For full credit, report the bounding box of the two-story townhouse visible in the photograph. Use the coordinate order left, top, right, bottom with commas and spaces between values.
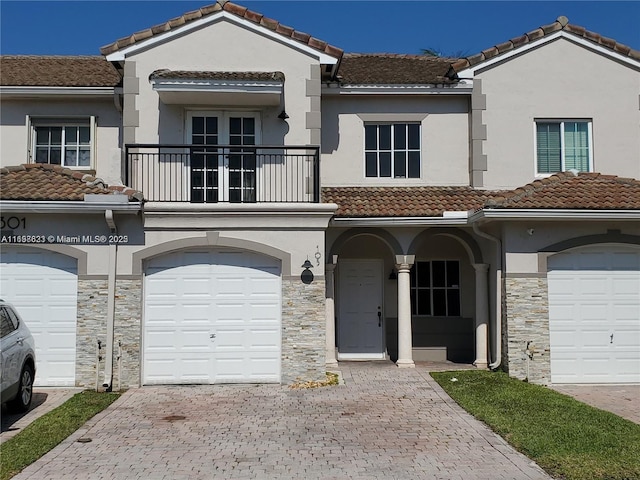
1, 2, 638, 390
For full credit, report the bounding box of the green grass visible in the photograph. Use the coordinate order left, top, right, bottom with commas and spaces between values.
432, 370, 640, 480
1, 391, 120, 480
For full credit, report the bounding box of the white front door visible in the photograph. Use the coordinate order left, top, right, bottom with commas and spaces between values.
187, 112, 260, 203
548, 245, 640, 383
0, 247, 78, 386
143, 249, 281, 384
337, 259, 385, 359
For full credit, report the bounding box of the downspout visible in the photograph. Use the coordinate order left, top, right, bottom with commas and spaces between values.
472, 222, 503, 370
103, 209, 118, 391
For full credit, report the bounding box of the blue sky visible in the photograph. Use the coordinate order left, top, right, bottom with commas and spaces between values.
1, 1, 638, 56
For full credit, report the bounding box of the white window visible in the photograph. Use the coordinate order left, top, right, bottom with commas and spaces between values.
29, 117, 96, 169
365, 123, 420, 178
536, 120, 592, 174
410, 260, 461, 317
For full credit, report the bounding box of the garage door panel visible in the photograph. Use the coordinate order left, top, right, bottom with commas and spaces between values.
1, 247, 78, 386
548, 246, 640, 383
144, 249, 281, 384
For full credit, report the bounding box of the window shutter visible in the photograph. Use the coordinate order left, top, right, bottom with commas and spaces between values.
536, 123, 561, 173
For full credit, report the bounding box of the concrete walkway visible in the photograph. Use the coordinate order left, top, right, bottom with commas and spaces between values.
551, 384, 640, 424
1, 388, 82, 444
12, 362, 550, 480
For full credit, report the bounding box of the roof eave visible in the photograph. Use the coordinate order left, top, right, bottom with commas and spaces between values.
0, 199, 142, 214
0, 86, 115, 97
470, 208, 640, 222
322, 83, 472, 95
457, 30, 640, 78
104, 10, 341, 65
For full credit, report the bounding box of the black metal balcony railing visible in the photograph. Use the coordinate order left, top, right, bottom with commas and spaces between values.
125, 144, 320, 203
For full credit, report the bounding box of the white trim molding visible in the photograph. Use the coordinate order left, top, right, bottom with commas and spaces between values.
106, 11, 340, 64
457, 30, 640, 78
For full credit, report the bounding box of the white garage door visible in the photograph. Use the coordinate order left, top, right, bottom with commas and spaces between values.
548, 245, 640, 383
0, 247, 78, 386
143, 249, 281, 385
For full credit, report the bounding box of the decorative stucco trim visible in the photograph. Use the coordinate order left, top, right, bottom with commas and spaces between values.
131, 233, 292, 276
540, 230, 640, 252
1, 244, 88, 276
328, 227, 404, 258
470, 78, 487, 188
408, 227, 483, 264
537, 231, 640, 273
504, 273, 547, 278
357, 113, 429, 122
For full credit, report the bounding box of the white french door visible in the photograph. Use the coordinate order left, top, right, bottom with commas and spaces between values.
186, 111, 261, 203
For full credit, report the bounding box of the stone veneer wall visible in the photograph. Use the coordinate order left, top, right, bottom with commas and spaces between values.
281, 278, 326, 383
76, 278, 141, 389
503, 277, 551, 385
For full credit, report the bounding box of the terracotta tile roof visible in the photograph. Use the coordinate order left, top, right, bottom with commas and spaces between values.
485, 172, 640, 210
323, 173, 640, 218
100, 1, 343, 60
149, 70, 285, 82
337, 54, 457, 85
0, 164, 143, 202
0, 56, 121, 87
322, 186, 500, 217
451, 16, 640, 72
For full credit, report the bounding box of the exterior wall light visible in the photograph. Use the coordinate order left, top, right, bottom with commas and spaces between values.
278, 110, 289, 120
301, 259, 314, 284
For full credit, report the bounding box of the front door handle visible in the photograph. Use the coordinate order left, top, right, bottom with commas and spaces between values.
377, 309, 382, 327
610, 334, 614, 344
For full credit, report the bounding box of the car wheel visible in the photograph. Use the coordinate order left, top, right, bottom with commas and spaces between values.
9, 364, 34, 413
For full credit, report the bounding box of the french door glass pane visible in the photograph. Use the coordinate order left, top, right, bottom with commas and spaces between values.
394, 124, 406, 149
417, 289, 431, 315
379, 125, 391, 150
408, 151, 420, 178
365, 152, 378, 177
365, 125, 377, 150
446, 261, 459, 287
407, 124, 420, 149
379, 152, 391, 177
433, 290, 446, 316
50, 128, 62, 145
447, 290, 461, 316
394, 152, 406, 178
50, 148, 62, 164
432, 261, 446, 287
416, 262, 431, 287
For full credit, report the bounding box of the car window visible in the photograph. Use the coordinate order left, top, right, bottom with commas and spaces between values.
0, 307, 17, 338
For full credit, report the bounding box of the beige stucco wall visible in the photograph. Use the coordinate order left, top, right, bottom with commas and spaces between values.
0, 98, 122, 185
320, 95, 470, 186
127, 19, 323, 147
478, 38, 640, 189
502, 221, 640, 274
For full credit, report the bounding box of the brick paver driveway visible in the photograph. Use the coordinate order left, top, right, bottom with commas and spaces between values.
14, 362, 550, 480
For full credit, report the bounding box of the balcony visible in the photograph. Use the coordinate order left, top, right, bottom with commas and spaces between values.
125, 144, 320, 203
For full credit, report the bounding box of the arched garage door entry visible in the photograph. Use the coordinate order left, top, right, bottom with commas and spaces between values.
143, 248, 282, 385
0, 246, 78, 386
548, 244, 640, 383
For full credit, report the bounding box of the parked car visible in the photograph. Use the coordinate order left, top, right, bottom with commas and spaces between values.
0, 300, 36, 412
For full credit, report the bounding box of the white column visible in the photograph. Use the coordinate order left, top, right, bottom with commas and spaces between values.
325, 259, 338, 367
396, 255, 415, 368
473, 263, 489, 369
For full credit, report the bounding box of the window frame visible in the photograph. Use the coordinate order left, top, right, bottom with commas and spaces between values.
363, 122, 422, 179
28, 116, 96, 169
534, 119, 593, 176
410, 260, 461, 317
